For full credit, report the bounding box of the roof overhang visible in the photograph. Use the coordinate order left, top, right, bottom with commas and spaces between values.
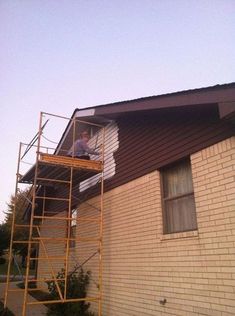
84, 83, 235, 118
218, 102, 235, 121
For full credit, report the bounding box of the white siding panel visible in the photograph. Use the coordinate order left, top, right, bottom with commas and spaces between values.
80, 122, 119, 192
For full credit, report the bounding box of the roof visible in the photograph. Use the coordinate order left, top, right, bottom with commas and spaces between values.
55, 82, 235, 154
78, 82, 235, 113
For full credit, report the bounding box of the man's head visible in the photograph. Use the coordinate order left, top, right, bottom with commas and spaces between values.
80, 131, 90, 141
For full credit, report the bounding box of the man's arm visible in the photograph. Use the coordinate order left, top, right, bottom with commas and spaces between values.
67, 140, 79, 156
82, 140, 99, 155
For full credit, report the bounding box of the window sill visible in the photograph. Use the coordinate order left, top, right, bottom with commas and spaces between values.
160, 230, 198, 241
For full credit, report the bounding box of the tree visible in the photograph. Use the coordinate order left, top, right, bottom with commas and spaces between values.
0, 223, 9, 257
3, 188, 32, 263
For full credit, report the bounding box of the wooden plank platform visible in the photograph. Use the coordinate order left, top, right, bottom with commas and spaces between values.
19, 154, 103, 184
39, 153, 103, 172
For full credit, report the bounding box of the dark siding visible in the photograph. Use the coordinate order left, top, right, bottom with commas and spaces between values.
105, 104, 235, 191
45, 104, 235, 211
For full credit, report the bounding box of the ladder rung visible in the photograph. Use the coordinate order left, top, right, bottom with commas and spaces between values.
32, 236, 71, 241
37, 177, 71, 184
37, 225, 66, 229
14, 224, 40, 228
27, 296, 100, 305
13, 240, 39, 244
30, 257, 66, 260
34, 215, 99, 222
35, 196, 70, 202
32, 236, 99, 242
14, 224, 31, 228
34, 215, 73, 221
14, 224, 65, 229
8, 288, 45, 292
29, 277, 66, 283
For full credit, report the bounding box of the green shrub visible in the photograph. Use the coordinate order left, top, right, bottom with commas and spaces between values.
0, 301, 15, 316
46, 267, 95, 316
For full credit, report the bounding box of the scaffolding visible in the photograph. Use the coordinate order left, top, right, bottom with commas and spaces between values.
4, 111, 105, 316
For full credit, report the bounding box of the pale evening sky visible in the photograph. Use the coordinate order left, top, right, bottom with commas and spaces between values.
0, 0, 235, 222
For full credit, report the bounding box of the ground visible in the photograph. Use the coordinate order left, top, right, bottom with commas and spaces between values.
0, 282, 47, 316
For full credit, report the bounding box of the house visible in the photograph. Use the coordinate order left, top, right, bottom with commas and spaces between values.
12, 83, 235, 315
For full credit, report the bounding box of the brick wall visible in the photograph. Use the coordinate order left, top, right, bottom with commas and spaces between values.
190, 136, 235, 316
37, 136, 235, 315
37, 211, 67, 288
77, 136, 235, 316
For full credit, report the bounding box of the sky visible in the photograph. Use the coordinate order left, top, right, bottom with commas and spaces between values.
0, 0, 235, 222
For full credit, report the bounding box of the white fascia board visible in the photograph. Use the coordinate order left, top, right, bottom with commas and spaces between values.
75, 108, 95, 117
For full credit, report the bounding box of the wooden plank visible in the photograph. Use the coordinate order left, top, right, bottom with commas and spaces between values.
39, 153, 103, 172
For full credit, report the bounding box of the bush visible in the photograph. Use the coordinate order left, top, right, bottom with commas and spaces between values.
0, 257, 6, 265
0, 301, 15, 316
46, 267, 95, 316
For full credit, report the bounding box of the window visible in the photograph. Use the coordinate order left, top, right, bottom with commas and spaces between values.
69, 209, 77, 248
161, 158, 197, 234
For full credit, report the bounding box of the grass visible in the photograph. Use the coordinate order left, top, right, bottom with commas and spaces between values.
0, 301, 15, 316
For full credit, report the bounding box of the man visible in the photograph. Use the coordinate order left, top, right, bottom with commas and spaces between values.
67, 131, 99, 160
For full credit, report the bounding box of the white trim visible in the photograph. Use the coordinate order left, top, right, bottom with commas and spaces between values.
75, 109, 95, 117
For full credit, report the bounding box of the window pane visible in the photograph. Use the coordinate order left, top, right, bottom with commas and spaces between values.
163, 160, 193, 198
161, 158, 197, 234
165, 194, 197, 233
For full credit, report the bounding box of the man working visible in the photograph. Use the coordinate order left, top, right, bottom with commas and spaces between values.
67, 131, 100, 160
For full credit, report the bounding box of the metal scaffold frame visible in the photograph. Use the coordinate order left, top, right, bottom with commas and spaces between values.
4, 111, 105, 316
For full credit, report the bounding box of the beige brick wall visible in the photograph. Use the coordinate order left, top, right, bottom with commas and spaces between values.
77, 136, 235, 316
36, 210, 97, 290
37, 211, 68, 289
37, 136, 235, 315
